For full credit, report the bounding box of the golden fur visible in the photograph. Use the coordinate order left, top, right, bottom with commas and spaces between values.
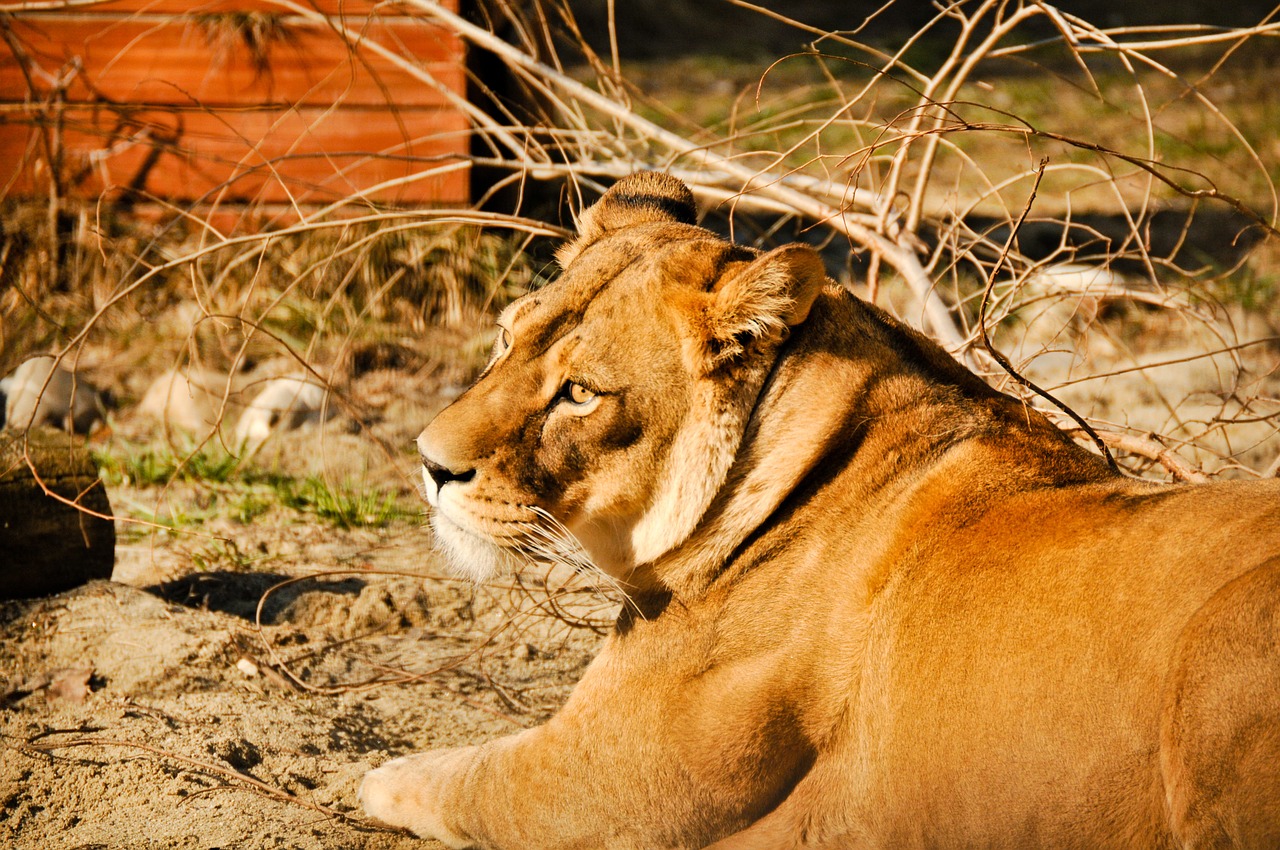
360, 172, 1280, 849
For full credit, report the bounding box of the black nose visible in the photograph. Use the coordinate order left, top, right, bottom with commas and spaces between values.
423, 457, 476, 489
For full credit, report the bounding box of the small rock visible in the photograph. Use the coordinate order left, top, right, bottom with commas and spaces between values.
46, 667, 94, 703
234, 376, 335, 450
3, 355, 109, 434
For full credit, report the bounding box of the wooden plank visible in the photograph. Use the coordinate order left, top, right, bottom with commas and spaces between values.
0, 15, 465, 107
0, 105, 470, 203
1, 1, 458, 16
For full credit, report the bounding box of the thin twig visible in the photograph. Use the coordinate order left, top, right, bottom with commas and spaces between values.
1074, 430, 1212, 484
977, 159, 1120, 473
14, 735, 388, 831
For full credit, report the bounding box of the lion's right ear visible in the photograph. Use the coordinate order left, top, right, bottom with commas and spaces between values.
692, 244, 829, 373
555, 172, 698, 268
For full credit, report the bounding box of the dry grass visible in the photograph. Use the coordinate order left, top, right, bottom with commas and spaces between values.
1, 204, 547, 392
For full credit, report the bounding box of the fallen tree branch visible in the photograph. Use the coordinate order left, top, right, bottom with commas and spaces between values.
1073, 430, 1212, 484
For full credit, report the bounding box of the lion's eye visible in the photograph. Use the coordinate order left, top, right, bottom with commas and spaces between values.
562, 381, 598, 410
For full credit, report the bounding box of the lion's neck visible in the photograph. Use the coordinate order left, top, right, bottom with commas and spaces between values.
648, 291, 1075, 598
626, 356, 777, 569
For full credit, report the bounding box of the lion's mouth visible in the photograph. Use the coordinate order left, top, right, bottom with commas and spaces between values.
419, 465, 440, 508
432, 501, 523, 546
430, 500, 610, 586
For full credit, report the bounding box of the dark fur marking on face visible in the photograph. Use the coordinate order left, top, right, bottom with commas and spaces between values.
506, 407, 573, 504
559, 441, 593, 480
610, 191, 698, 227
603, 421, 643, 452
525, 458, 566, 502
600, 404, 643, 452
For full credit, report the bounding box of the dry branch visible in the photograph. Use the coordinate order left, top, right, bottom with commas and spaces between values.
1081, 430, 1213, 484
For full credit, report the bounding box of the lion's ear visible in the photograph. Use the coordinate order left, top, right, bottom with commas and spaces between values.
555, 172, 698, 268
697, 244, 828, 372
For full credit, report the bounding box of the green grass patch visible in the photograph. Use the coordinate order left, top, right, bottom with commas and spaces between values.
95, 437, 415, 530
190, 538, 265, 573
268, 474, 414, 529
229, 490, 273, 524
94, 439, 243, 487
110, 491, 222, 532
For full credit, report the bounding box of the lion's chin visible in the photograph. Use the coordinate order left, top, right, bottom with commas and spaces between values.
430, 511, 518, 583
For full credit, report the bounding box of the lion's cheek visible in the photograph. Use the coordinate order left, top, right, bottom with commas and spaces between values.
511, 423, 592, 508
537, 409, 662, 511
532, 444, 652, 525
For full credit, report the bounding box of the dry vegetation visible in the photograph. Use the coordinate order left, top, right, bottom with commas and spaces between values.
1, 1, 1278, 846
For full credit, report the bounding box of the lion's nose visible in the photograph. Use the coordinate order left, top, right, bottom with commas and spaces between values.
423, 457, 476, 489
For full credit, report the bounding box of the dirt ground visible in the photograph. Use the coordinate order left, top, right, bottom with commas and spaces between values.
0, 511, 612, 849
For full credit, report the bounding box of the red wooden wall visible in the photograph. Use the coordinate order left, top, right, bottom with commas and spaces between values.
0, 0, 469, 208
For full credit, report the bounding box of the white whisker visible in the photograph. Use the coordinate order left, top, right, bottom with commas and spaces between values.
517, 507, 642, 618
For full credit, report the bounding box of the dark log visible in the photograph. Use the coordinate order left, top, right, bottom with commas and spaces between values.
0, 428, 115, 600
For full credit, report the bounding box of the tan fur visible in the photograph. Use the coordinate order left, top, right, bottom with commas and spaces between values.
361, 173, 1280, 849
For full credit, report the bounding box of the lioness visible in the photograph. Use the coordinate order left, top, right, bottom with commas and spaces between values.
360, 172, 1280, 849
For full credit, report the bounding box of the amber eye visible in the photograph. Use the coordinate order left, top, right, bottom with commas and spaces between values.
567, 382, 595, 405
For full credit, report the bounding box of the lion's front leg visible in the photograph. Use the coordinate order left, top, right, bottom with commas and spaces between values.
355, 616, 814, 850
359, 746, 478, 847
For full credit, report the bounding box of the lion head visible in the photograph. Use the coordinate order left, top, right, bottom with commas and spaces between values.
417, 172, 829, 586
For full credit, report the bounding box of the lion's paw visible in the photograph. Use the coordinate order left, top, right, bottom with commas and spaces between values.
359, 748, 477, 848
